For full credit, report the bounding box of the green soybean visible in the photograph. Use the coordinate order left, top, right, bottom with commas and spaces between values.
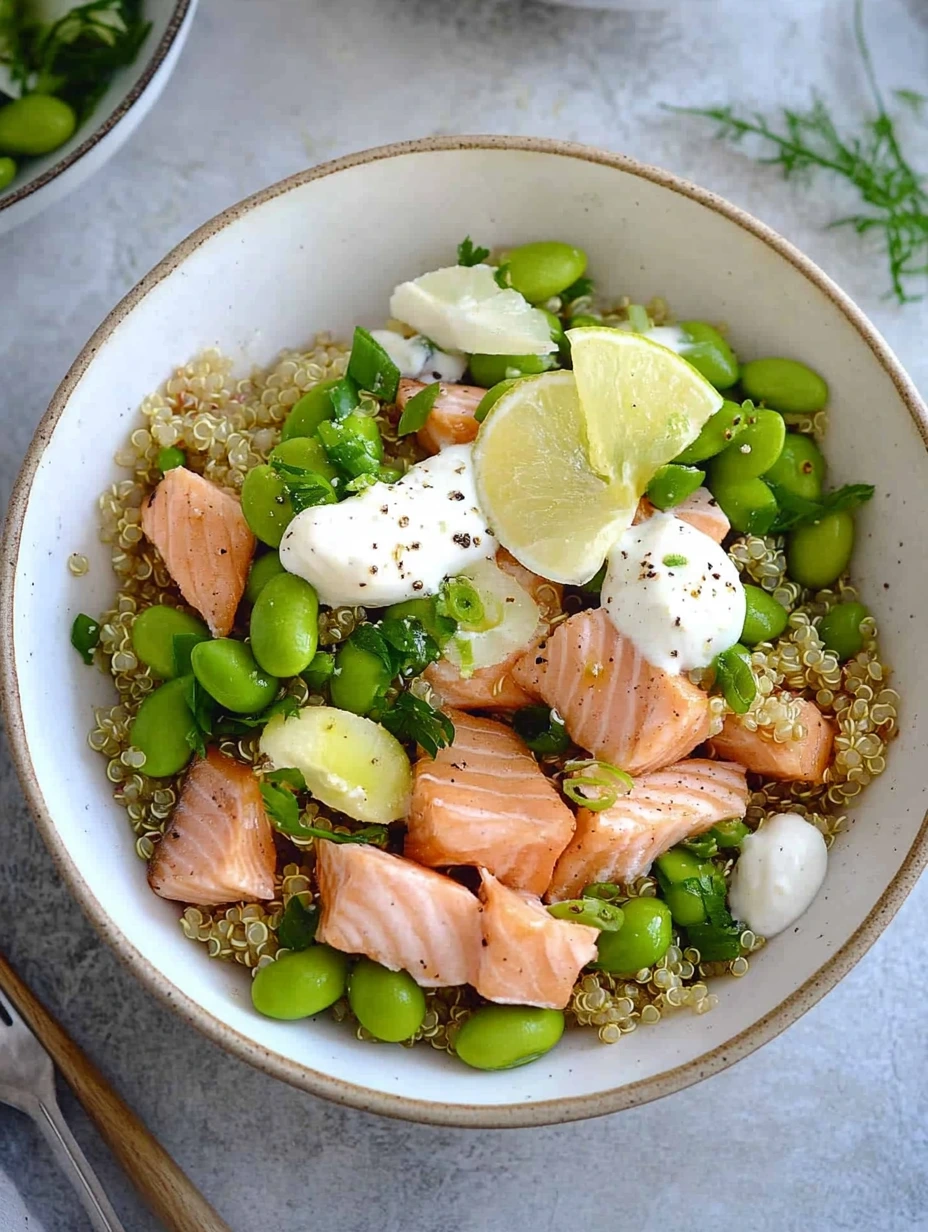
0, 157, 15, 190
675, 400, 751, 465
348, 959, 426, 1042
654, 848, 708, 927
241, 465, 294, 548
712, 818, 750, 848
156, 446, 186, 473
468, 351, 556, 389
740, 357, 829, 414
592, 897, 672, 976
569, 314, 603, 328
547, 898, 624, 931
709, 474, 778, 536
741, 584, 789, 646
646, 463, 706, 511
250, 573, 319, 678
0, 94, 76, 156
710, 409, 786, 482
271, 434, 339, 482
280, 379, 339, 441
817, 601, 870, 662
330, 640, 392, 715
251, 946, 349, 1020
678, 321, 740, 390
131, 605, 210, 680
454, 1005, 565, 1071
506, 241, 587, 303
715, 642, 756, 714
129, 677, 196, 778
245, 552, 285, 605
191, 638, 279, 713
787, 510, 854, 590
764, 432, 825, 500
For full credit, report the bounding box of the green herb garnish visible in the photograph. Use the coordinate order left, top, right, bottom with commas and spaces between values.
512, 705, 570, 755
349, 617, 439, 681
215, 694, 300, 734
562, 275, 594, 302
171, 632, 202, 678
299, 824, 390, 849
379, 691, 454, 759
270, 458, 337, 513
277, 897, 318, 951
457, 236, 490, 266
671, 0, 928, 303
179, 676, 214, 757
397, 380, 441, 435
493, 263, 511, 289
259, 775, 305, 836
714, 643, 756, 715
70, 612, 100, 665
347, 327, 401, 402
768, 482, 875, 533
662, 554, 688, 568
303, 650, 335, 691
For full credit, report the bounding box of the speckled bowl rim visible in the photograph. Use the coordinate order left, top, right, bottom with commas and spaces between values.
3, 135, 927, 1128
0, 0, 192, 216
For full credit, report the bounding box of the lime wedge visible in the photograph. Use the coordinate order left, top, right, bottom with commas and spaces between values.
473, 371, 636, 585
567, 327, 723, 484
390, 265, 556, 357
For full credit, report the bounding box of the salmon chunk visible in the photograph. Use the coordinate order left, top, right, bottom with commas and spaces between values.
636, 487, 730, 544
512, 608, 710, 775
315, 842, 481, 987
148, 749, 276, 905
547, 758, 749, 901
405, 709, 575, 895
141, 466, 255, 637
709, 698, 833, 783
396, 378, 483, 455
475, 871, 598, 1009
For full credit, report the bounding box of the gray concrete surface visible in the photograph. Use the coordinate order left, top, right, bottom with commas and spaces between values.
2, 0, 928, 1228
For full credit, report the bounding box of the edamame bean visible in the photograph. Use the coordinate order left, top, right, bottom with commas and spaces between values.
675, 400, 750, 465
547, 898, 624, 930
709, 474, 778, 536
384, 597, 456, 647
280, 379, 339, 441
0, 94, 76, 156
787, 510, 854, 589
740, 357, 829, 414
250, 573, 319, 677
251, 945, 349, 1020
329, 640, 391, 715
740, 584, 789, 646
131, 605, 209, 680
0, 157, 16, 190
474, 377, 522, 424
568, 314, 602, 328
245, 551, 285, 605
646, 463, 706, 511
710, 409, 786, 482
241, 465, 293, 547
817, 600, 870, 662
592, 897, 673, 976
654, 848, 708, 927
271, 434, 339, 482
454, 1005, 565, 1070
506, 241, 588, 303
712, 818, 750, 848
678, 321, 740, 390
714, 642, 756, 714
348, 958, 426, 1042
191, 638, 279, 713
467, 351, 557, 389
763, 432, 825, 500
128, 677, 196, 777
156, 446, 185, 473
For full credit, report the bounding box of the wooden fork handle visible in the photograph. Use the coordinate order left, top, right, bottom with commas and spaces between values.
0, 954, 232, 1232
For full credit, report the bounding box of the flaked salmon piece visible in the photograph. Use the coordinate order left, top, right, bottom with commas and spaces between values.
547, 758, 749, 901
512, 608, 710, 775
635, 487, 730, 544
315, 842, 481, 987
405, 709, 575, 895
423, 549, 560, 712
396, 378, 484, 455
141, 466, 255, 637
709, 698, 833, 783
475, 871, 598, 1009
148, 749, 276, 905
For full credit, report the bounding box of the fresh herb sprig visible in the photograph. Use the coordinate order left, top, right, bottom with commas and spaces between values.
670, 0, 928, 303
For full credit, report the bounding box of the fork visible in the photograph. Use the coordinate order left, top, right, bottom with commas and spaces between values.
0, 986, 125, 1231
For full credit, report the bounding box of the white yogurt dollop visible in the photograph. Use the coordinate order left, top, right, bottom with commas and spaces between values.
728, 812, 828, 938
279, 444, 496, 607
369, 330, 467, 384
601, 513, 745, 674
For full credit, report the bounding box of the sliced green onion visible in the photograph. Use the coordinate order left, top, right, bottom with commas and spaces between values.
547, 898, 625, 931
583, 882, 624, 903
397, 381, 441, 435
277, 897, 318, 951
714, 643, 757, 715
512, 705, 570, 755
627, 303, 650, 333
157, 446, 185, 472
347, 327, 401, 402
562, 759, 633, 811
70, 613, 100, 665
440, 576, 485, 627
328, 376, 360, 421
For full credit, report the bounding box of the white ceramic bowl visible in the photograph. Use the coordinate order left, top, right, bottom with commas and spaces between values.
0, 0, 196, 235
3, 137, 927, 1126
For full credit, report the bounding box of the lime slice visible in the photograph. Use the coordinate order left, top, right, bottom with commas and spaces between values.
473, 371, 636, 585
389, 265, 556, 357
567, 327, 723, 484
